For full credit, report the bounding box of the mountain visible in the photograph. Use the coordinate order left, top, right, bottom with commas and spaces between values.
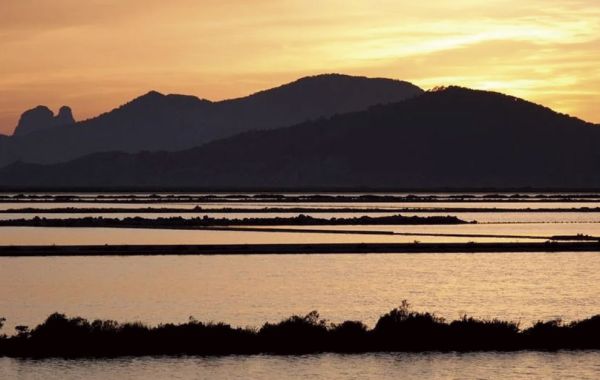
0, 74, 423, 166
13, 106, 75, 136
2, 86, 599, 190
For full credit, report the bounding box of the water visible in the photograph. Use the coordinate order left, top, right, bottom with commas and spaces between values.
3, 211, 600, 223
2, 220, 599, 246
2, 200, 600, 211
2, 351, 600, 379
2, 199, 600, 245
1, 253, 599, 333
2, 194, 600, 378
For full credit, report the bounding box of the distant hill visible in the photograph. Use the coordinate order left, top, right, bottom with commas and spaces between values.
2, 86, 599, 190
0, 74, 422, 166
13, 106, 75, 136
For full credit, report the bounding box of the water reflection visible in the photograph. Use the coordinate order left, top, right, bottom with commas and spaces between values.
2, 351, 600, 379
1, 253, 599, 332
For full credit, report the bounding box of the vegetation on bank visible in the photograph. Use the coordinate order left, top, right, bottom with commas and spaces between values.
2, 193, 600, 204
3, 206, 600, 214
2, 241, 600, 256
2, 302, 600, 357
0, 214, 470, 228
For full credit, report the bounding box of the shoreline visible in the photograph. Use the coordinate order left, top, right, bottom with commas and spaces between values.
0, 214, 469, 228
2, 193, 600, 204
1, 241, 600, 256
3, 305, 600, 357
3, 206, 600, 213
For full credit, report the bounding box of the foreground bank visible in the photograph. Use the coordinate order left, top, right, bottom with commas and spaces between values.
1, 241, 600, 256
2, 303, 600, 357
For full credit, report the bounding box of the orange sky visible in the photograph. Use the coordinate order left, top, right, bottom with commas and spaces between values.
1, 0, 599, 135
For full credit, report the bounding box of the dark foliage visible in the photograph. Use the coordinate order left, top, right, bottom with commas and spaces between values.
2, 302, 600, 357
0, 214, 469, 228
2, 193, 600, 203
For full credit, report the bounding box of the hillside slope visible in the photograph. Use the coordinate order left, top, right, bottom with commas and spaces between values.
0, 74, 422, 166
2, 87, 599, 190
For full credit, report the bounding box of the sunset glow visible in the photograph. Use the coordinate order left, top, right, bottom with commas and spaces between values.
1, 0, 599, 134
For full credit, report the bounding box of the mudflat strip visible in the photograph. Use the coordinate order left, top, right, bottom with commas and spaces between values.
1, 241, 600, 256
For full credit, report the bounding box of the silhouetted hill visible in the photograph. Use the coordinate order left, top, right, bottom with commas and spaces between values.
12, 106, 75, 136
2, 87, 599, 190
0, 74, 422, 166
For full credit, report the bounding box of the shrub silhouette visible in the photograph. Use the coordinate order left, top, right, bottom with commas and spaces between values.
329, 320, 369, 352
0, 214, 468, 228
2, 303, 600, 357
448, 316, 520, 350
259, 311, 329, 353
373, 301, 448, 351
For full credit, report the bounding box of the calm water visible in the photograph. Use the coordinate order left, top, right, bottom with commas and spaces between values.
2, 200, 600, 211
2, 199, 600, 245
1, 221, 599, 245
2, 352, 600, 379
1, 253, 599, 332
2, 211, 600, 223
2, 195, 600, 378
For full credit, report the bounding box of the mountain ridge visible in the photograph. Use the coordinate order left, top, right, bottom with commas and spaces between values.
2, 86, 599, 190
0, 74, 423, 167
13, 105, 75, 136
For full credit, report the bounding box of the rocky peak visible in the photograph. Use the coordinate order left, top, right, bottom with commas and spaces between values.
13, 105, 75, 136
56, 106, 75, 126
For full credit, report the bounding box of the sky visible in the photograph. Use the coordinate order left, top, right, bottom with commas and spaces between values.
1, 0, 599, 135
